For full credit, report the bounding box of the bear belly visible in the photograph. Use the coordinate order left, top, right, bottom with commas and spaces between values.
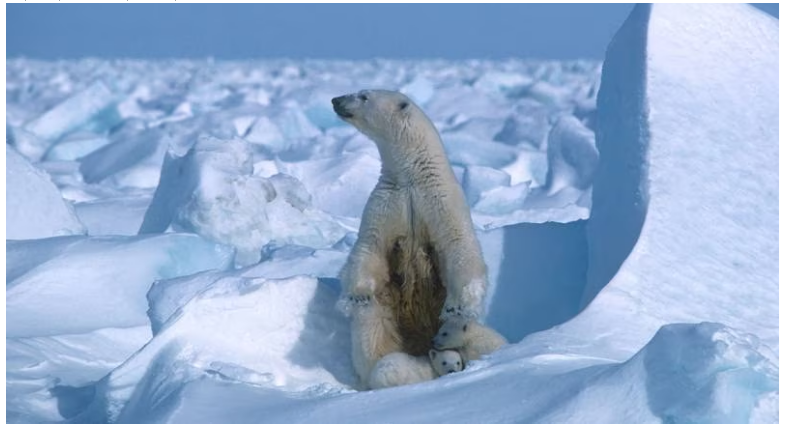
378, 235, 447, 356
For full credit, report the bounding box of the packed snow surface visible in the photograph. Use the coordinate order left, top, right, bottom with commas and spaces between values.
5, 4, 778, 423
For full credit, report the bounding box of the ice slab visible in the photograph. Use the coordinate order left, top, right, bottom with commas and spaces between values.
7, 234, 234, 338
6, 146, 86, 239
24, 80, 118, 143
74, 195, 152, 235
44, 131, 111, 161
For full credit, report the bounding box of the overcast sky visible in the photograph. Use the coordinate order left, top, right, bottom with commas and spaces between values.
6, 4, 778, 60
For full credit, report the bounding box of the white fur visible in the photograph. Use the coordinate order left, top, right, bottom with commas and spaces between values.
432, 318, 508, 361
367, 349, 464, 390
334, 90, 489, 388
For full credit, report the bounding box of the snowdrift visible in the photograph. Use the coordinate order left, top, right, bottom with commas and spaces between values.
5, 3, 778, 424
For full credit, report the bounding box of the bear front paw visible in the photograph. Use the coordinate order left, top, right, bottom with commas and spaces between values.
336, 293, 373, 316
348, 294, 372, 306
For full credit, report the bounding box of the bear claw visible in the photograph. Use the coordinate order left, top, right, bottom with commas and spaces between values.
348, 295, 372, 306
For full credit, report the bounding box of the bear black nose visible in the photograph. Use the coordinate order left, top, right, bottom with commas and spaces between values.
332, 96, 353, 119
448, 370, 455, 374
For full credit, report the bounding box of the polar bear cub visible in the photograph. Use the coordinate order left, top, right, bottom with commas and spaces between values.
367, 349, 464, 390
432, 318, 507, 362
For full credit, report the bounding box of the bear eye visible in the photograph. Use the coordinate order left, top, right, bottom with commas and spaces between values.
442, 361, 446, 365
442, 332, 447, 337
399, 101, 409, 110
359, 94, 368, 102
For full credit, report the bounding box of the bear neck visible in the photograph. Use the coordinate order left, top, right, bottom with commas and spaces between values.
376, 128, 452, 188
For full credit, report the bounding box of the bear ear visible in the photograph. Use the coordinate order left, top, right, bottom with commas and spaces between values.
429, 349, 437, 361
463, 324, 468, 332
398, 101, 409, 111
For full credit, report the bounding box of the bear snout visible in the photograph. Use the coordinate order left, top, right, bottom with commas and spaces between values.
332, 96, 354, 119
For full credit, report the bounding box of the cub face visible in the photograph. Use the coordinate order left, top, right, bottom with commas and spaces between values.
431, 318, 468, 350
429, 348, 464, 376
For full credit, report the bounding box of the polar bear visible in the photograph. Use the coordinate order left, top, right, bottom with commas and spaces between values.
332, 90, 488, 388
367, 349, 464, 390
431, 318, 507, 362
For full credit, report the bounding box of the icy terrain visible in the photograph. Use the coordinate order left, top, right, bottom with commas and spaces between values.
5, 4, 778, 424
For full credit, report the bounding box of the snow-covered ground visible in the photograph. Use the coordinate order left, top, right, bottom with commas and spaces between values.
5, 3, 778, 424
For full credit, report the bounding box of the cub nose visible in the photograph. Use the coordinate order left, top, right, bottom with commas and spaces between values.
448, 370, 456, 374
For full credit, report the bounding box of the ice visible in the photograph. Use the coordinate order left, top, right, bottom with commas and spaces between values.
425, 85, 508, 123
74, 196, 152, 235
442, 133, 518, 168
275, 153, 380, 218
473, 71, 534, 97
43, 130, 111, 161
256, 101, 322, 154
24, 80, 119, 146
7, 234, 234, 338
443, 117, 506, 143
472, 182, 531, 216
500, 149, 549, 186
243, 116, 285, 147
6, 146, 86, 239
78, 127, 164, 185
494, 99, 554, 149
542, 114, 598, 194
461, 165, 511, 206
400, 76, 435, 105
140, 134, 350, 266
8, 125, 51, 161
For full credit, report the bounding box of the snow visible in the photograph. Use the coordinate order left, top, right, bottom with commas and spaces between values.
5, 4, 778, 424
577, 1, 779, 357
139, 134, 350, 266
7, 234, 234, 337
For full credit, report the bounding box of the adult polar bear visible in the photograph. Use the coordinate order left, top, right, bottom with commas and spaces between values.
332, 90, 488, 388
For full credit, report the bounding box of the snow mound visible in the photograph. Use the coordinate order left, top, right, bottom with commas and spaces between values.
530, 322, 778, 424
79, 275, 353, 423
81, 320, 776, 424
6, 146, 86, 239
139, 134, 349, 266
575, 2, 779, 357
